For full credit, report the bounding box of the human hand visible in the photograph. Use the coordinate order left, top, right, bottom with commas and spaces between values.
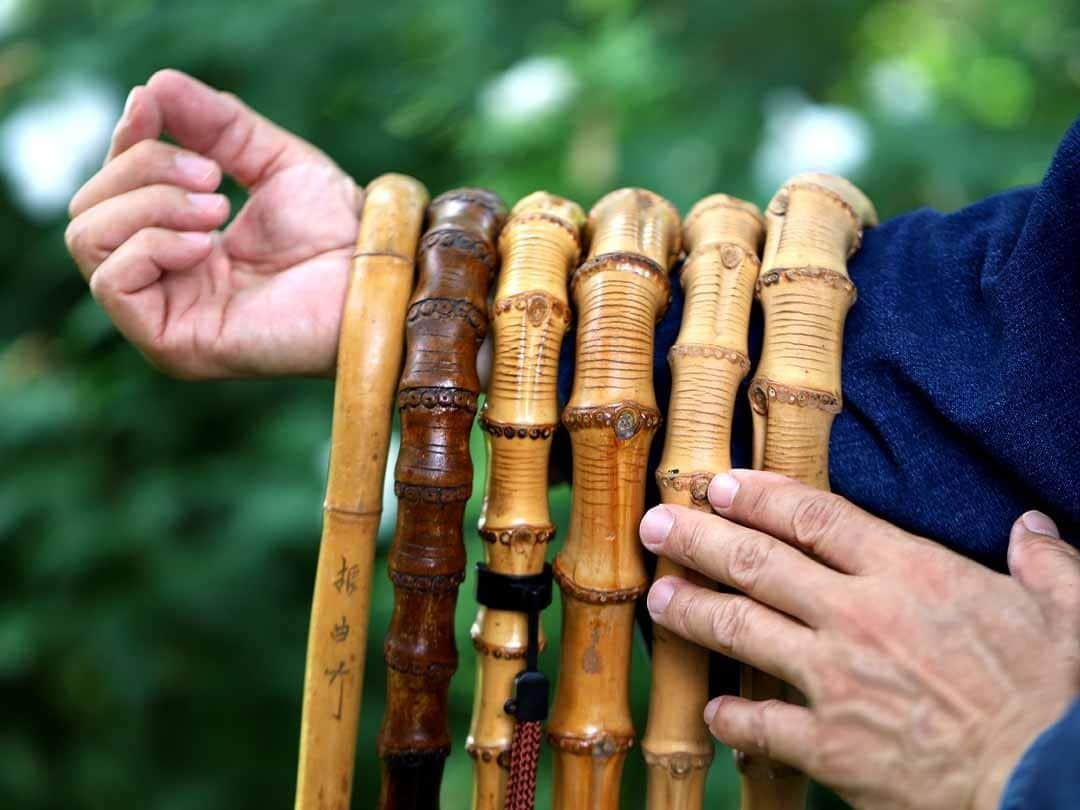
65, 69, 363, 379
639, 470, 1080, 810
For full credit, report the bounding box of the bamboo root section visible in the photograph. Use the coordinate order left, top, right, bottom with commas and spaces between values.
295, 173, 428, 810
466, 192, 586, 809
376, 189, 506, 810
548, 188, 681, 810
740, 173, 877, 810
642, 195, 764, 810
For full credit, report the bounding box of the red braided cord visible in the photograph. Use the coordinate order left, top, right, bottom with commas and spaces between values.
504, 720, 543, 810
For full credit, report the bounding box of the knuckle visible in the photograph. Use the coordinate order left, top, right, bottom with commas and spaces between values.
709, 597, 749, 653
64, 217, 87, 258
742, 483, 772, 525
679, 517, 710, 566
751, 699, 783, 757
727, 532, 771, 592
790, 493, 848, 556
670, 590, 696, 634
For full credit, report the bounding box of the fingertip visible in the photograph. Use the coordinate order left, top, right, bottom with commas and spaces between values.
640, 506, 675, 551
121, 85, 142, 122
176, 230, 214, 251
708, 473, 740, 510
146, 68, 197, 94
646, 576, 678, 617
174, 152, 222, 188
186, 193, 230, 220
1020, 510, 1060, 539
108, 84, 161, 163
704, 696, 722, 725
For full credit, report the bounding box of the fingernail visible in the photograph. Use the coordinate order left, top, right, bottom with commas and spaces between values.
704, 697, 721, 724
177, 231, 212, 248
188, 193, 226, 213
121, 87, 139, 121
1021, 510, 1060, 539
647, 579, 675, 616
175, 153, 218, 183
708, 473, 739, 510
640, 507, 675, 550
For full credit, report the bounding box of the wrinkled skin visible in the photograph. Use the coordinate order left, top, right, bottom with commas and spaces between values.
65, 69, 361, 379
640, 469, 1080, 810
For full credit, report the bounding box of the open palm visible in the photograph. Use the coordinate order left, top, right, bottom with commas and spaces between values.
66, 69, 362, 378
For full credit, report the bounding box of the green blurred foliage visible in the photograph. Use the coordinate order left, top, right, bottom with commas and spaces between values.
1, 0, 1077, 807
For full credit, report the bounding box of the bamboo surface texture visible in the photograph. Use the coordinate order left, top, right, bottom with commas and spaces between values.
295, 173, 428, 810
375, 188, 506, 810
740, 173, 877, 810
642, 195, 764, 810
466, 192, 586, 810
548, 188, 681, 810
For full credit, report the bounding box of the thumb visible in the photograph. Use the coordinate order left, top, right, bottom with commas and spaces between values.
1007, 511, 1080, 614
127, 69, 328, 189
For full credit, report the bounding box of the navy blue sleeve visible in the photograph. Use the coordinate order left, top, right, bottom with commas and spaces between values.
999, 699, 1080, 810
557, 118, 1080, 567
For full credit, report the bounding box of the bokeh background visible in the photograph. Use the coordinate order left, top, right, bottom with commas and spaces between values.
3, 0, 1079, 807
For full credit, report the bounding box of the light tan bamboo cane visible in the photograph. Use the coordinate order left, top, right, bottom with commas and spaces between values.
548, 188, 681, 810
466, 192, 586, 809
740, 173, 876, 810
295, 173, 429, 810
642, 195, 764, 810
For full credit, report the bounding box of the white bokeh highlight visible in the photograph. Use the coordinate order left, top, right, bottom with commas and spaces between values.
753, 89, 871, 192
0, 77, 120, 219
480, 56, 577, 125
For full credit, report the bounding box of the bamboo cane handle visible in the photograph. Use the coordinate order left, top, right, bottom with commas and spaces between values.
740, 173, 876, 810
295, 173, 428, 810
642, 194, 764, 810
466, 192, 585, 810
548, 188, 681, 810
376, 188, 506, 810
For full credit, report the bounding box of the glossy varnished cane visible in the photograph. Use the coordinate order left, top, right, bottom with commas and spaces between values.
376, 189, 506, 810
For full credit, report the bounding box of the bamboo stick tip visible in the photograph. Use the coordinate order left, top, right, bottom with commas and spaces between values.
365, 172, 430, 204
354, 173, 430, 258
683, 193, 765, 256
508, 190, 587, 231
429, 187, 508, 243
773, 172, 878, 228
586, 187, 682, 268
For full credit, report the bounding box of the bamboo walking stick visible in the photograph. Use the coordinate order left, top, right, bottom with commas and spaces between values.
642, 194, 764, 810
740, 173, 876, 810
548, 188, 681, 810
466, 192, 585, 810
376, 188, 506, 810
295, 173, 428, 810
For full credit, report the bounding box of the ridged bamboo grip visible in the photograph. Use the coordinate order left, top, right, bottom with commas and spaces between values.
740, 174, 876, 810
466, 192, 586, 810
295, 173, 428, 810
642, 195, 764, 810
548, 188, 681, 810
376, 188, 506, 810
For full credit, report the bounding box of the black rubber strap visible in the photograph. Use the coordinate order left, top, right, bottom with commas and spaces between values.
475, 563, 553, 723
